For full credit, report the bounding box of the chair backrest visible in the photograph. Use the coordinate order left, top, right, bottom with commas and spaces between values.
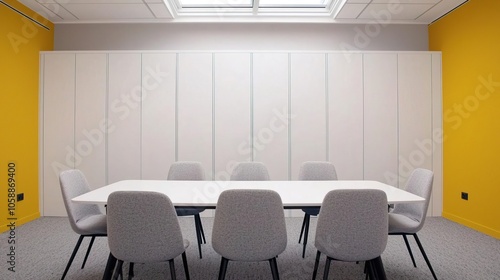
230, 162, 270, 181
107, 191, 185, 263
298, 161, 338, 180
167, 161, 205, 180
212, 189, 287, 261
59, 169, 104, 235
392, 168, 434, 231
315, 189, 388, 262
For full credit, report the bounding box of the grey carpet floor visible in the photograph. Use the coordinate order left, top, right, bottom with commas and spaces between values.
0, 217, 499, 280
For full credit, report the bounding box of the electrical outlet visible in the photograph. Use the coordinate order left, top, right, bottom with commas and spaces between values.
17, 193, 24, 201
461, 192, 468, 200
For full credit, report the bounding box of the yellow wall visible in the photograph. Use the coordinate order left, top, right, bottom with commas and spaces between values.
0, 0, 53, 232
429, 0, 500, 238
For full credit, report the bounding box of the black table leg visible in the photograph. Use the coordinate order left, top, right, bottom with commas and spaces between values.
102, 253, 117, 280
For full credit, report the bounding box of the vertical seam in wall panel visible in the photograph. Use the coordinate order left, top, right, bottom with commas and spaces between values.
396, 54, 400, 188
430, 55, 434, 173
288, 53, 292, 181
212, 53, 216, 180
73, 54, 77, 169
105, 54, 109, 185
250, 53, 254, 162
40, 54, 45, 216
362, 54, 365, 180
140, 54, 143, 179
325, 53, 329, 162
175, 53, 179, 162
430, 54, 434, 214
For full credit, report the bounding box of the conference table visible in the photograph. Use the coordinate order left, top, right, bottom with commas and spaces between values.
72, 179, 425, 280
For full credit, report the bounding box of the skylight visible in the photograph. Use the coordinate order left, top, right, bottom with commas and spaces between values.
172, 0, 344, 17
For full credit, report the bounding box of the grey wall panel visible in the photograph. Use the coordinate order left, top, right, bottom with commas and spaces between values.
213, 53, 252, 181
328, 53, 364, 180
253, 53, 290, 180
42, 53, 75, 216
75, 53, 107, 189
107, 53, 142, 183
177, 53, 213, 179
54, 23, 428, 51
40, 50, 443, 218
141, 53, 177, 179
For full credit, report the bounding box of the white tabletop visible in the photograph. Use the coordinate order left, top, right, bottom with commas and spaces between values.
72, 180, 424, 207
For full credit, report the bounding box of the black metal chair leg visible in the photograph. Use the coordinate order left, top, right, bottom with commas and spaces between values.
218, 257, 229, 280
61, 235, 84, 280
323, 257, 331, 280
312, 251, 321, 280
181, 252, 190, 280
372, 256, 387, 280
402, 234, 417, 267
269, 257, 280, 280
169, 259, 176, 280
81, 236, 96, 269
111, 260, 123, 280
367, 260, 377, 280
299, 214, 307, 243
302, 214, 311, 258
195, 214, 207, 244
413, 234, 438, 280
193, 215, 203, 259
103, 253, 117, 280
128, 263, 134, 280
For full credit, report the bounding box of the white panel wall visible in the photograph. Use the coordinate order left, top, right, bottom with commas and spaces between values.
141, 53, 177, 179
290, 53, 327, 180
177, 53, 213, 179
42, 53, 75, 216
431, 53, 443, 216
253, 53, 289, 180
75, 54, 107, 189
363, 53, 399, 186
107, 53, 142, 183
214, 53, 251, 180
40, 50, 443, 216
328, 53, 364, 180
398, 54, 433, 188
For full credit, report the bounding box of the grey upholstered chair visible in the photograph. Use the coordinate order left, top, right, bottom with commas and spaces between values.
167, 161, 207, 259
212, 189, 287, 280
107, 191, 190, 280
312, 189, 388, 280
59, 169, 107, 280
389, 168, 437, 280
298, 161, 338, 258
229, 162, 270, 181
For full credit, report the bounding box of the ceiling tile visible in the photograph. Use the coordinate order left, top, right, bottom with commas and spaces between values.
419, 0, 468, 23
41, 3, 78, 20
148, 3, 173, 18
55, 0, 144, 3
371, 0, 439, 3
336, 4, 367, 19
346, 0, 370, 3
358, 3, 434, 20
61, 4, 155, 20
17, 1, 62, 21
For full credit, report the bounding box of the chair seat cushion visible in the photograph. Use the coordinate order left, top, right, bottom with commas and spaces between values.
388, 213, 420, 234
175, 207, 206, 216
75, 214, 107, 235
302, 207, 320, 216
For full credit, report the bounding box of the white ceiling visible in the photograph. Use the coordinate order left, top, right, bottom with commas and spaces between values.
17, 0, 467, 24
